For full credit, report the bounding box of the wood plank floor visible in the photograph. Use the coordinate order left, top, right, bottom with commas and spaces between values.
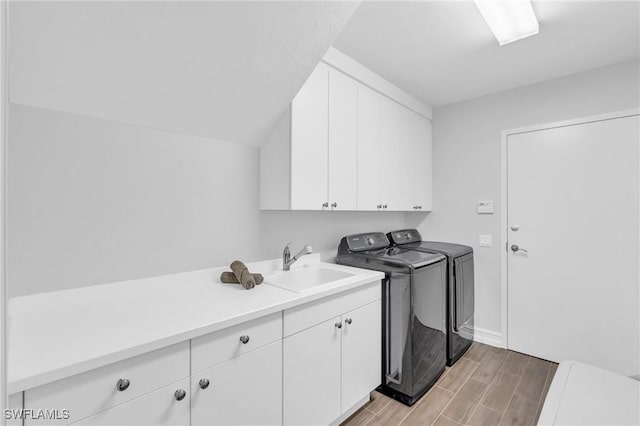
342, 343, 558, 426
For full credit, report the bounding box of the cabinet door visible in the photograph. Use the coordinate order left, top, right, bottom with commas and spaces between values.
341, 301, 382, 412
356, 85, 384, 211
328, 68, 358, 210
412, 114, 432, 211
70, 378, 190, 426
191, 341, 282, 426
8, 393, 23, 426
283, 317, 342, 426
383, 99, 415, 211
291, 63, 329, 210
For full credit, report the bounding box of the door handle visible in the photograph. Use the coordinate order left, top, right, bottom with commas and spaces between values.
511, 244, 528, 253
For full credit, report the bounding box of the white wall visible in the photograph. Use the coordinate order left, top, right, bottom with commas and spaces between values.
7, 104, 264, 297
409, 59, 640, 337
260, 211, 410, 261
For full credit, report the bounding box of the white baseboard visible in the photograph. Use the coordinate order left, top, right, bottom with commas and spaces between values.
473, 327, 503, 348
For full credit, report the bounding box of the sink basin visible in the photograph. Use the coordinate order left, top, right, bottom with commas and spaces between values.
264, 266, 355, 293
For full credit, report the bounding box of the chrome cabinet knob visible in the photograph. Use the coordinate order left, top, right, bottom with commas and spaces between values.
413, 206, 417, 210
174, 389, 187, 401
198, 378, 210, 390
335, 321, 342, 329
239, 335, 250, 344
322, 202, 329, 208
417, 205, 422, 210
345, 318, 352, 325
331, 202, 337, 208
116, 378, 130, 392
382, 204, 388, 209
377, 204, 382, 209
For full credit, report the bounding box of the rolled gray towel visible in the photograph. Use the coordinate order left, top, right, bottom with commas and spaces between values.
220, 271, 263, 285
230, 260, 256, 289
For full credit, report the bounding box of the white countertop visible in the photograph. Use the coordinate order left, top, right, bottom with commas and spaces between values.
7, 254, 383, 394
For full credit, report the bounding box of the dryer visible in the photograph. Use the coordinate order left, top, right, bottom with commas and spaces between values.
387, 229, 474, 366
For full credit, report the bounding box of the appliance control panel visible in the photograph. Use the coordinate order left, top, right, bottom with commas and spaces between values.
388, 229, 422, 245
345, 233, 389, 252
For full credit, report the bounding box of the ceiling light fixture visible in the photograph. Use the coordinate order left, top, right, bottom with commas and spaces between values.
474, 0, 539, 46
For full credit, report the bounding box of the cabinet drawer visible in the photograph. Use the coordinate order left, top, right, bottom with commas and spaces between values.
284, 280, 380, 337
69, 377, 190, 426
191, 312, 282, 373
25, 342, 189, 426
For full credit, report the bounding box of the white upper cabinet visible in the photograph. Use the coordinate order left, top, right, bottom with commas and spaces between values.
411, 113, 432, 211
260, 49, 432, 212
290, 63, 330, 210
328, 68, 358, 210
356, 86, 430, 212
356, 84, 385, 211
271, 63, 359, 211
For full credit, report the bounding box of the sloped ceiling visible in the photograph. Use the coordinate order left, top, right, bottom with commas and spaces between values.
8, 1, 361, 146
334, 1, 640, 107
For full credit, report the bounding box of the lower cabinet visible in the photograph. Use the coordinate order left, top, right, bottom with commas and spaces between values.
24, 342, 190, 426
8, 393, 23, 426
283, 317, 342, 426
191, 341, 282, 426
69, 378, 190, 426
341, 302, 382, 411
19, 282, 381, 426
283, 291, 382, 426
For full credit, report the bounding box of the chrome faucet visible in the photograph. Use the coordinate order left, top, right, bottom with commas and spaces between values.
283, 243, 313, 271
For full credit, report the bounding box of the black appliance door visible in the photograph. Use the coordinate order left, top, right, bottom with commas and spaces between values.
454, 253, 474, 332
383, 260, 447, 400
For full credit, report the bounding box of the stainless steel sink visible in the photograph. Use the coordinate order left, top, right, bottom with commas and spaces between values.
264, 265, 355, 293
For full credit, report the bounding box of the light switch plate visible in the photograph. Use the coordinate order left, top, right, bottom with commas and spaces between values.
477, 200, 494, 214
479, 235, 492, 247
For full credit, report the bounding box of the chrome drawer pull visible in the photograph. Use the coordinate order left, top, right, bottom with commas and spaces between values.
239, 335, 250, 344
116, 378, 130, 392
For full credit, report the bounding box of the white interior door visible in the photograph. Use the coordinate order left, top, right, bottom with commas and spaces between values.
507, 114, 639, 376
